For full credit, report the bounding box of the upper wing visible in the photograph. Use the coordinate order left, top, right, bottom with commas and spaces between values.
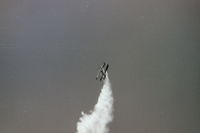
96, 62, 108, 81
105, 64, 109, 72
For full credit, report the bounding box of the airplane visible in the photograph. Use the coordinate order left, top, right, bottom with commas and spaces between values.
96, 62, 109, 81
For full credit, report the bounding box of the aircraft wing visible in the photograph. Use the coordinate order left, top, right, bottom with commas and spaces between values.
96, 62, 109, 81
105, 64, 109, 72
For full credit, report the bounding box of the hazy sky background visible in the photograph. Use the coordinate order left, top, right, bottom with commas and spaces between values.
0, 0, 199, 133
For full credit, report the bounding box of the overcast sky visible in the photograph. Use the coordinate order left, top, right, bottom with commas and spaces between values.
0, 0, 199, 133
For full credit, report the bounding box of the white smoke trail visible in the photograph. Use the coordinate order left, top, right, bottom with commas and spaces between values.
76, 73, 114, 133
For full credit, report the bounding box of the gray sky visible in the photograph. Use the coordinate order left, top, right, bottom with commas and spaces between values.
0, 0, 199, 133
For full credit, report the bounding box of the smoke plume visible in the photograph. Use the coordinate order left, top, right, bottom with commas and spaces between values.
76, 73, 114, 133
